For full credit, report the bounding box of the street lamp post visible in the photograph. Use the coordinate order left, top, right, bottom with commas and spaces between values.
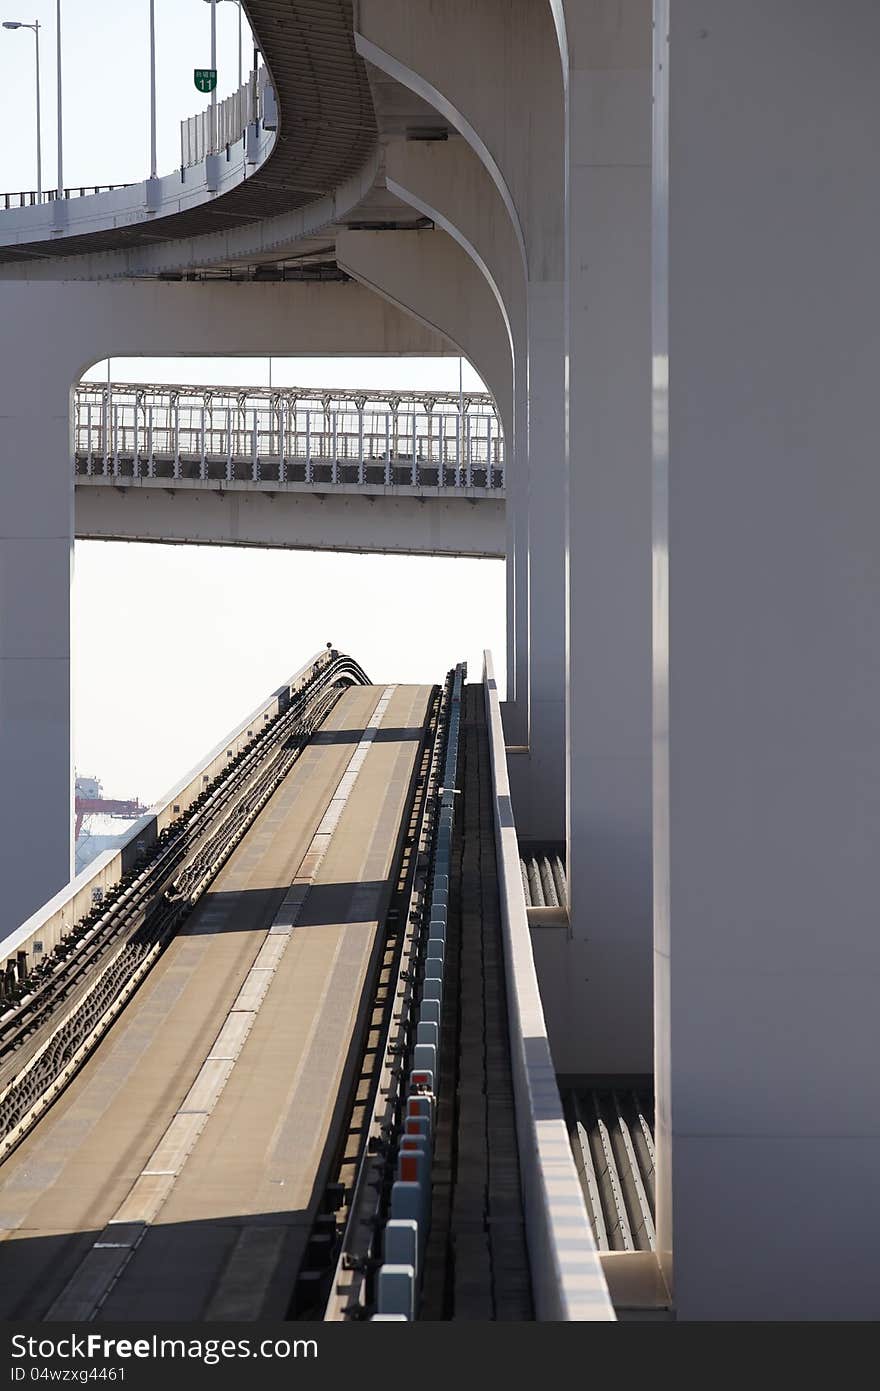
55, 0, 62, 196
149, 0, 156, 179
209, 0, 216, 109
210, 0, 216, 150
2, 19, 42, 197
203, 0, 242, 89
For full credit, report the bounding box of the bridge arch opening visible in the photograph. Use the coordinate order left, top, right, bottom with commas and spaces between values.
72, 353, 507, 860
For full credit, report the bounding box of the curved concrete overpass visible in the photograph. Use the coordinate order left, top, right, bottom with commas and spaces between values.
0, 0, 378, 270
0, 0, 454, 283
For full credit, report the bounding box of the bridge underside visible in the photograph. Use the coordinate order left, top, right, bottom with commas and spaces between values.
76, 482, 505, 559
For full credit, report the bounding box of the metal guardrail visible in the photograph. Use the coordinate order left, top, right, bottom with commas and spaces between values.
74, 382, 505, 489
0, 69, 268, 210
1, 183, 133, 210
323, 675, 447, 1320
482, 650, 615, 1321
370, 662, 465, 1320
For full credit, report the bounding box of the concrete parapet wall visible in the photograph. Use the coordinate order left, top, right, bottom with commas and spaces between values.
482, 649, 613, 1321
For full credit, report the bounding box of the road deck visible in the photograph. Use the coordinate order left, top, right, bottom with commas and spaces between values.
0, 684, 430, 1321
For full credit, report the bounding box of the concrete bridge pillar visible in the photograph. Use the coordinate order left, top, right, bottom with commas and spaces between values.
382, 138, 529, 746
654, 0, 880, 1317
519, 276, 566, 840
357, 0, 567, 839
0, 340, 75, 931
531, 3, 654, 1075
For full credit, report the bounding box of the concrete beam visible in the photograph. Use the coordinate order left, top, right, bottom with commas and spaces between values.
0, 278, 452, 373
75, 482, 505, 558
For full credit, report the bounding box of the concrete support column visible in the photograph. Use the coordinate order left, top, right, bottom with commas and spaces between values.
517, 278, 566, 840
0, 357, 74, 932
654, 0, 880, 1317
383, 139, 529, 741
357, 0, 566, 835
533, 3, 653, 1073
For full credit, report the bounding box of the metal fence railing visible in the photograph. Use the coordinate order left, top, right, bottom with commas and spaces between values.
1, 69, 269, 211
180, 71, 262, 168
73, 382, 506, 490
1, 183, 133, 211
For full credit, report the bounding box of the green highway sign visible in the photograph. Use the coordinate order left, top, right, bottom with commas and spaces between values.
194, 68, 218, 94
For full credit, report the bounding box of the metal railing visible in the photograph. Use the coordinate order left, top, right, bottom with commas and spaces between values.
74, 382, 505, 491
1, 68, 268, 210
181, 71, 262, 167
1, 183, 133, 211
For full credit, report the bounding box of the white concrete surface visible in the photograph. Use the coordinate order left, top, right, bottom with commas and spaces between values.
653, 0, 880, 1319
534, 2, 654, 1075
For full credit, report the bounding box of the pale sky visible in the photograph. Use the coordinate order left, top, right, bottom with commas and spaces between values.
1, 6, 506, 811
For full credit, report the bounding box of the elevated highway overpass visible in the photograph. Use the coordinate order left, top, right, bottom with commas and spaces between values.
0, 1, 386, 278
1, 0, 878, 1322
74, 380, 505, 557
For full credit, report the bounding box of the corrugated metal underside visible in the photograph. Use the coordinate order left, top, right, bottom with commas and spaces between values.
562, 1087, 656, 1253
0, 0, 377, 264
519, 845, 567, 908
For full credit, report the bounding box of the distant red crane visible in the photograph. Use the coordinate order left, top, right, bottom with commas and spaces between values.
74, 775, 149, 840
